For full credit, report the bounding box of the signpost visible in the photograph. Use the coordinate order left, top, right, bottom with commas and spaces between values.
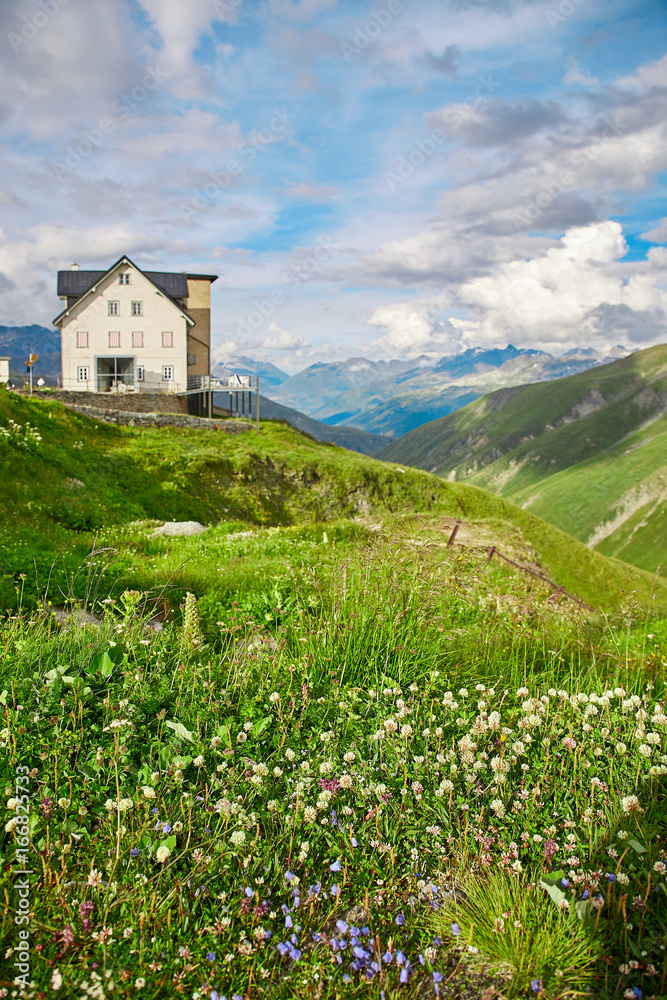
26, 354, 37, 396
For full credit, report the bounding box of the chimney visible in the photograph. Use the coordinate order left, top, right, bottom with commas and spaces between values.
71, 263, 79, 271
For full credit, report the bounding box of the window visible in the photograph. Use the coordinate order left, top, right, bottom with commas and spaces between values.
162, 365, 174, 381
187, 353, 196, 366
119, 273, 130, 285
137, 365, 145, 382
77, 366, 89, 381
76, 331, 89, 348
108, 331, 121, 348
162, 331, 174, 348
108, 301, 119, 316
132, 331, 144, 348
131, 301, 143, 316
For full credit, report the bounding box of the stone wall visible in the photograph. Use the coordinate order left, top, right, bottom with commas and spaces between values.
62, 403, 253, 433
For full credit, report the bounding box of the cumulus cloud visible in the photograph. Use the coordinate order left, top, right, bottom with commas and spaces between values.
365, 223, 667, 355
640, 218, 667, 242
262, 322, 309, 349
366, 294, 454, 353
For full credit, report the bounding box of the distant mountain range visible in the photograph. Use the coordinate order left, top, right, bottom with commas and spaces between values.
1, 325, 62, 380
3, 326, 632, 442
379, 344, 667, 574
261, 345, 631, 437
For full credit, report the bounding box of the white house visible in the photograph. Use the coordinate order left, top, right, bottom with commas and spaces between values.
54, 256, 217, 395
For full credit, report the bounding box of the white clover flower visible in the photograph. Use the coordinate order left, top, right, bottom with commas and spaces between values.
615, 742, 627, 755
58, 797, 70, 809
193, 755, 205, 767
267, 800, 279, 811
638, 744, 652, 757
285, 748, 296, 761
141, 786, 156, 799
516, 687, 529, 698
173, 821, 183, 833
621, 795, 643, 814
230, 830, 246, 846
616, 872, 630, 885
344, 751, 356, 763
4, 817, 18, 833
646, 732, 661, 744
273, 766, 283, 777
237, 732, 248, 744
269, 692, 280, 703
104, 798, 116, 811
119, 797, 134, 812
6, 797, 17, 811
210, 736, 222, 748
303, 806, 317, 823
339, 774, 353, 789
490, 798, 505, 817
400, 724, 413, 738
155, 845, 171, 863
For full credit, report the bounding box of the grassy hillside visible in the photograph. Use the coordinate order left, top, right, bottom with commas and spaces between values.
379, 344, 667, 572
0, 386, 664, 614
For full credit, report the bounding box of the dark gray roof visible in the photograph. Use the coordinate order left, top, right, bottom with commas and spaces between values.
57, 268, 189, 301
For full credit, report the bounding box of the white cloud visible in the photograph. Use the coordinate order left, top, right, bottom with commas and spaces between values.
366, 294, 453, 353
262, 322, 309, 349
616, 53, 667, 91
456, 221, 667, 350
640, 218, 667, 243
364, 223, 667, 355
563, 56, 598, 87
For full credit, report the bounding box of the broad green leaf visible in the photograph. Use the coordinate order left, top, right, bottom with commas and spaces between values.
539, 870, 565, 886
252, 716, 272, 738
540, 880, 565, 908
161, 835, 177, 851
575, 898, 593, 922
165, 720, 194, 743
628, 839, 647, 854
0, 689, 7, 705
78, 763, 98, 780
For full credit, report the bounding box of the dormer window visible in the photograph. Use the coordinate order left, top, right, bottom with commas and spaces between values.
119, 274, 130, 285
108, 301, 119, 316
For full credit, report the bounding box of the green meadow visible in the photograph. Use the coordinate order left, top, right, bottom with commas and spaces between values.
0, 388, 666, 999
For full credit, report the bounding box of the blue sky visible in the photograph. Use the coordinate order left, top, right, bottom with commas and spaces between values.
1, 0, 666, 369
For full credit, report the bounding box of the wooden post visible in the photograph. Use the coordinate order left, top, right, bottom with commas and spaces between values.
447, 521, 460, 547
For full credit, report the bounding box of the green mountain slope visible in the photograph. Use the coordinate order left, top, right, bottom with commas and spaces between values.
378, 344, 667, 572
0, 386, 664, 613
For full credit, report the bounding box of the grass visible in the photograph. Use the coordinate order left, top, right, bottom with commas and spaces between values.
1, 529, 666, 999
1, 386, 665, 617
1, 387, 666, 999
